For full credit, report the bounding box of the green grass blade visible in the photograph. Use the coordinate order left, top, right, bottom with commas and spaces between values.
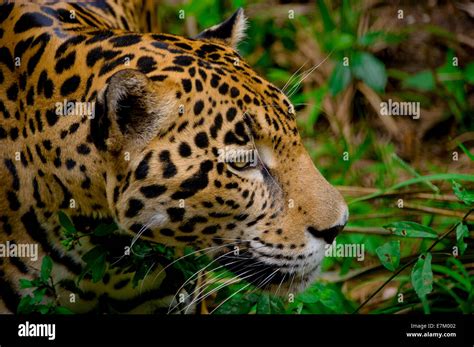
349, 173, 474, 205
392, 153, 439, 193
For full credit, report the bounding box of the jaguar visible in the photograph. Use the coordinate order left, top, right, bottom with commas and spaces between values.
0, 0, 348, 313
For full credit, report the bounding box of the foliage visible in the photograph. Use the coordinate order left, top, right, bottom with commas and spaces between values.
17, 256, 73, 314
376, 241, 400, 272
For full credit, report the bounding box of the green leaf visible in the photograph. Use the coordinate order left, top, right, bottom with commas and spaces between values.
79, 246, 107, 283
452, 180, 474, 206
376, 241, 400, 271
269, 296, 286, 313
384, 221, 438, 239
456, 223, 469, 255
328, 32, 355, 51
255, 294, 285, 314
340, 0, 357, 33
297, 284, 345, 313
315, 284, 345, 312
19, 279, 34, 289
61, 239, 73, 250
58, 211, 76, 235
93, 223, 117, 237
40, 256, 53, 282
351, 51, 387, 92
317, 0, 335, 32
54, 306, 74, 315
358, 31, 384, 46
38, 305, 51, 314
214, 293, 259, 314
456, 222, 469, 241
329, 62, 352, 96
402, 70, 435, 91
297, 289, 319, 304
358, 31, 405, 46
82, 245, 105, 263
132, 261, 152, 288
17, 295, 34, 314
411, 253, 433, 299
256, 294, 271, 314
32, 287, 47, 304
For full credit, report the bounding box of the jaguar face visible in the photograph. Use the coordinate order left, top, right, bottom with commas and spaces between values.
93, 9, 348, 294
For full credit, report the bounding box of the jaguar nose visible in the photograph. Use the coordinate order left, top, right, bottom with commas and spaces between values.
307, 225, 345, 244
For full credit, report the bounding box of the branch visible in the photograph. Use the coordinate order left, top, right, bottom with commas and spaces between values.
343, 226, 391, 235
403, 203, 474, 221
352, 208, 474, 314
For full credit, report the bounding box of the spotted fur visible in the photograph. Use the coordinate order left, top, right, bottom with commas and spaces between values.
0, 1, 348, 313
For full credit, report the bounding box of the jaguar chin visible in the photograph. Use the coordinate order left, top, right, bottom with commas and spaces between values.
216, 222, 346, 294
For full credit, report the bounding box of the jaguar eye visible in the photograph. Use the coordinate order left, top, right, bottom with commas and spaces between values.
228, 160, 252, 170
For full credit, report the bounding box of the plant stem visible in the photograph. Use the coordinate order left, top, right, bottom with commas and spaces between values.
352, 208, 474, 313
352, 257, 417, 313
403, 203, 474, 221
343, 226, 391, 235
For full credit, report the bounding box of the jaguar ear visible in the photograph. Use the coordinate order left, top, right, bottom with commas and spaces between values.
91, 69, 177, 153
195, 8, 247, 49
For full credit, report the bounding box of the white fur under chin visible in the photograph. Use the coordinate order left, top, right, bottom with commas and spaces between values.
247, 235, 327, 294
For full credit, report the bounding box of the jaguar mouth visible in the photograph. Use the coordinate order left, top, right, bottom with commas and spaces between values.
216, 249, 320, 294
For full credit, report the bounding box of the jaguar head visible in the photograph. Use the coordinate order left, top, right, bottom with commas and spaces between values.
92, 9, 348, 293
